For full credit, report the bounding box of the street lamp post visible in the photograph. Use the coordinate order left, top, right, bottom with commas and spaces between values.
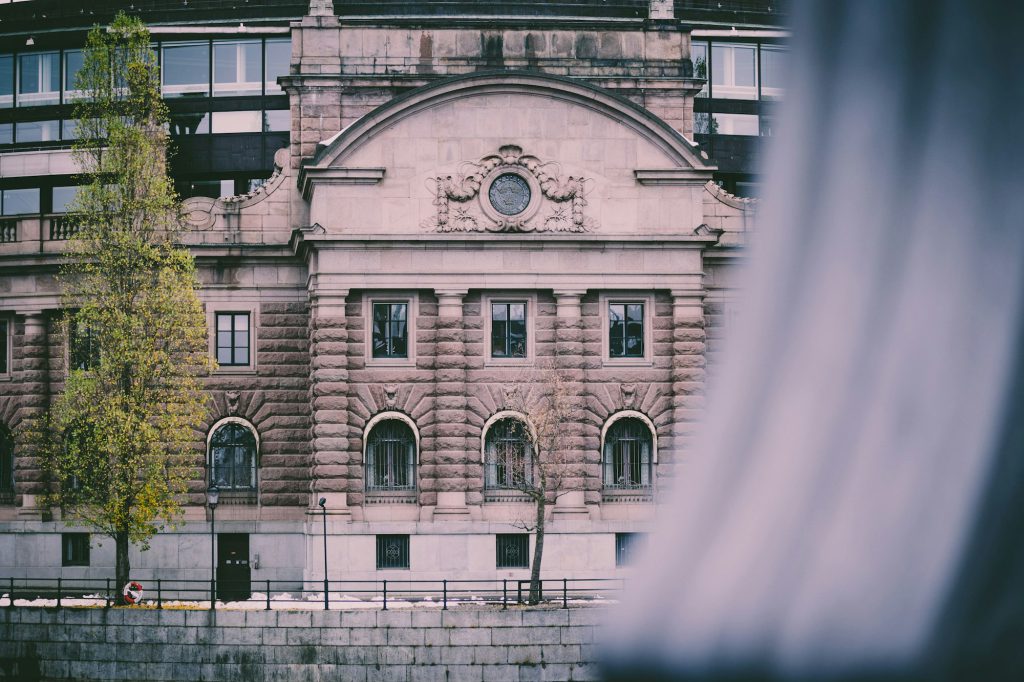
319, 497, 328, 610
207, 484, 219, 611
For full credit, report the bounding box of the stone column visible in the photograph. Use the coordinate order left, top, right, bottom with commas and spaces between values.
432, 289, 472, 519
307, 288, 351, 519
17, 312, 49, 519
552, 290, 590, 518
669, 291, 707, 479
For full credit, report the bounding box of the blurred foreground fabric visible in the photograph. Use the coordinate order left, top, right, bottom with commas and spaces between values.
603, 1, 1024, 679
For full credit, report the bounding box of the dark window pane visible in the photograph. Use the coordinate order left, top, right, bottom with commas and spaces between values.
372, 303, 408, 359
62, 533, 90, 567
616, 533, 645, 566
0, 54, 12, 108
0, 123, 11, 145
604, 418, 653, 488
0, 320, 8, 375
215, 313, 250, 366
485, 418, 533, 488
0, 424, 13, 499
64, 50, 84, 94
209, 423, 256, 490
366, 420, 416, 491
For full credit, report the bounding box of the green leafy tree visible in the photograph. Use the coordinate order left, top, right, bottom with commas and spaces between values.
37, 13, 211, 599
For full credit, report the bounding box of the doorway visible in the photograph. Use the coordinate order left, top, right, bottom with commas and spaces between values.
216, 533, 251, 601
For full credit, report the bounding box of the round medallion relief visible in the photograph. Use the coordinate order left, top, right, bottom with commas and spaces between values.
488, 173, 532, 216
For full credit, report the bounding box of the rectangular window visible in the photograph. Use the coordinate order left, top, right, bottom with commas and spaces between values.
264, 39, 290, 95
18, 52, 60, 106
263, 109, 290, 132
16, 119, 60, 144
216, 312, 250, 366
210, 110, 262, 134
69, 319, 99, 371
691, 41, 709, 98
609, 303, 644, 359
213, 40, 262, 96
710, 113, 760, 136
62, 533, 90, 567
0, 122, 11, 145
0, 319, 9, 374
615, 533, 644, 567
1, 188, 40, 216
760, 45, 786, 100
64, 49, 84, 97
711, 43, 758, 99
162, 42, 210, 97
169, 111, 210, 137
491, 302, 527, 359
496, 534, 529, 569
376, 535, 410, 570
0, 54, 12, 108
372, 303, 408, 359
52, 186, 79, 213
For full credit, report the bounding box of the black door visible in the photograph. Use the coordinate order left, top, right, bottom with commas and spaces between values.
216, 533, 251, 601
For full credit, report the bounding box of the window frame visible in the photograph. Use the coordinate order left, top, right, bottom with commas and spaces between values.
601, 294, 654, 366
363, 413, 419, 493
161, 41, 211, 98
67, 317, 99, 372
710, 41, 759, 100
208, 303, 258, 373
482, 411, 536, 490
365, 295, 417, 367
212, 39, 263, 97
496, 534, 530, 569
485, 294, 535, 366
62, 532, 90, 567
601, 411, 657, 490
376, 534, 411, 570
17, 51, 61, 106
207, 417, 260, 495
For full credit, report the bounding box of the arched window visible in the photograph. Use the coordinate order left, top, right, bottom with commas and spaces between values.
484, 416, 534, 489
603, 417, 654, 489
0, 425, 13, 503
209, 421, 258, 491
365, 419, 416, 491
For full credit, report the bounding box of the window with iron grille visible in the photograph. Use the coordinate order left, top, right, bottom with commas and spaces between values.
216, 312, 251, 366
616, 532, 645, 566
69, 318, 99, 371
0, 425, 13, 504
485, 417, 533, 489
209, 422, 258, 491
496, 534, 529, 569
365, 420, 416, 491
62, 533, 90, 567
608, 303, 644, 358
376, 534, 410, 570
0, 319, 9, 374
372, 303, 408, 359
491, 302, 527, 358
603, 417, 653, 489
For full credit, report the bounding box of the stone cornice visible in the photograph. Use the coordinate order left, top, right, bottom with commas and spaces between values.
299, 167, 386, 201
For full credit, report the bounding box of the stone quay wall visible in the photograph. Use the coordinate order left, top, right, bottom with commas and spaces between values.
0, 606, 604, 681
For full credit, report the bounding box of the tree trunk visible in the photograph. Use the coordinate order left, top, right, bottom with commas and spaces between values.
115, 530, 130, 605
529, 496, 546, 604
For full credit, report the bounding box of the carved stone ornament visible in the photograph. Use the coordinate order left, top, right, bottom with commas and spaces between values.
620, 383, 637, 410
383, 384, 399, 410
226, 390, 241, 415
423, 145, 597, 233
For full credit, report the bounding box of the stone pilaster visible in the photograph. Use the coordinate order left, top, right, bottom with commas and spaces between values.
307, 289, 351, 518
669, 291, 707, 479
16, 312, 49, 518
552, 291, 590, 517
431, 290, 472, 518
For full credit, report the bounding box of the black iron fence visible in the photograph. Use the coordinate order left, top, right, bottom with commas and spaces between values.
1, 576, 622, 611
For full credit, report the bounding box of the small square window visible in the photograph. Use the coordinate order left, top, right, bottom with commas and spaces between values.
496, 534, 529, 569
609, 303, 644, 358
62, 533, 90, 567
376, 534, 410, 570
0, 319, 9, 374
615, 532, 645, 567
491, 302, 527, 359
216, 312, 250, 366
372, 303, 408, 359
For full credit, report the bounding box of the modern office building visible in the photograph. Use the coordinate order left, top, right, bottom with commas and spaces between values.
0, 0, 784, 587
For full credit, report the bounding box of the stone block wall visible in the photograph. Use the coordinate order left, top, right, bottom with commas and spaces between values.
0, 606, 605, 682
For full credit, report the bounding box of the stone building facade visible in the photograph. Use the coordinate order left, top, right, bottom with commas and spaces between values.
0, 0, 758, 586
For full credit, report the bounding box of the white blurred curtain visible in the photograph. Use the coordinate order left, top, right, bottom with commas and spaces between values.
605, 1, 1024, 679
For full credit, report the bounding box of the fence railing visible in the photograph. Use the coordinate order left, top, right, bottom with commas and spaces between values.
0, 576, 622, 611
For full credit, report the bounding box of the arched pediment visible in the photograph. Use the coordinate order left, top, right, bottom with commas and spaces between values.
298, 71, 716, 236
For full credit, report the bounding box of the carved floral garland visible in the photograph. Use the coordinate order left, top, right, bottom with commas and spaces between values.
424, 145, 596, 233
